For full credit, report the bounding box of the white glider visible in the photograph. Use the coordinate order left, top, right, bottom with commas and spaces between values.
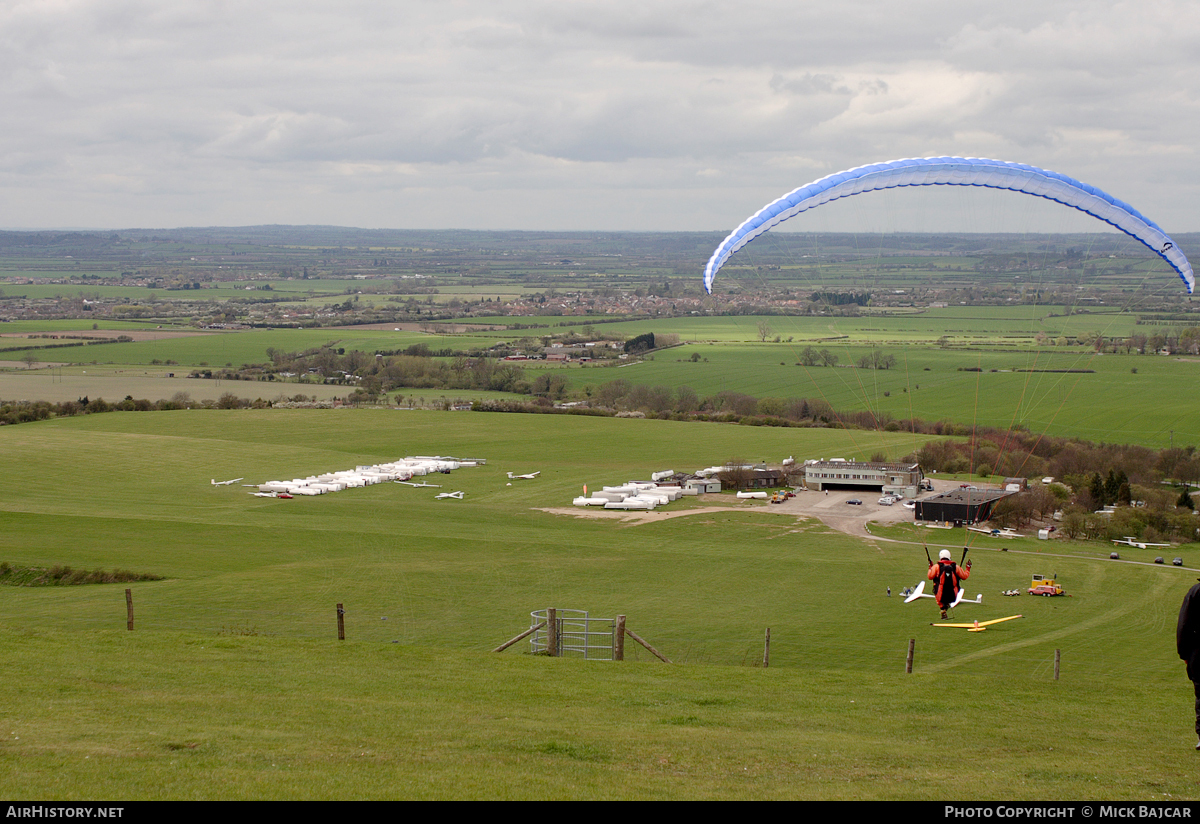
506, 471, 541, 480
903, 580, 982, 607
435, 491, 464, 500
211, 478, 244, 486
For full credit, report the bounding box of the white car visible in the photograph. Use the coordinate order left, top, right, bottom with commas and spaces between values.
878, 496, 896, 506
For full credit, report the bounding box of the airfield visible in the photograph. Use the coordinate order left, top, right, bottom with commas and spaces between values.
0, 407, 1196, 800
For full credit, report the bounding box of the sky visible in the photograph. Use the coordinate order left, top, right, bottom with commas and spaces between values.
2, 0, 1198, 233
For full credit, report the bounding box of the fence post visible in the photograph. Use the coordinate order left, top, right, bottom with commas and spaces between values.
906, 638, 915, 673
125, 588, 133, 631
624, 626, 672, 663
547, 607, 558, 657
1054, 648, 1061, 680
493, 621, 546, 653
763, 627, 770, 668
613, 615, 626, 661
337, 603, 345, 641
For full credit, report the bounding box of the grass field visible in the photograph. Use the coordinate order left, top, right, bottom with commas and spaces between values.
530, 341, 1196, 448
505, 306, 1146, 344
1, 307, 1196, 446
0, 409, 1197, 799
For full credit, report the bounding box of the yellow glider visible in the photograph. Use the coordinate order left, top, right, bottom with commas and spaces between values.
931, 615, 1024, 632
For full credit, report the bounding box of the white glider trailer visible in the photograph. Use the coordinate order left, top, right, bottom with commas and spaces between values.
253, 456, 478, 498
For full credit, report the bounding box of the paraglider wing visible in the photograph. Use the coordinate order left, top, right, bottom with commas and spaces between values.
703, 157, 1194, 295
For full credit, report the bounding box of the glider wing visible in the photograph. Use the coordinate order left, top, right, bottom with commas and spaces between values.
932, 615, 1024, 629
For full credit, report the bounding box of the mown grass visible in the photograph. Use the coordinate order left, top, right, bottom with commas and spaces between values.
0, 409, 1197, 798
0, 629, 1192, 800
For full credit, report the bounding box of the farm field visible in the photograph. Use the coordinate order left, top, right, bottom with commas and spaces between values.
0, 368, 513, 406
507, 305, 1147, 344
526, 343, 1196, 447
1, 306, 1196, 445
0, 409, 1197, 799
4, 328, 454, 369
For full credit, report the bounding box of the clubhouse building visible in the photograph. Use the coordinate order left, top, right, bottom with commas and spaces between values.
802, 460, 924, 499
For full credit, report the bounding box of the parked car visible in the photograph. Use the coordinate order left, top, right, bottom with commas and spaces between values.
846, 499, 863, 506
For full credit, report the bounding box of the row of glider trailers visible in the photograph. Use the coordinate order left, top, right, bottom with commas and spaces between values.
570, 465, 778, 510
572, 479, 694, 511
254, 456, 479, 497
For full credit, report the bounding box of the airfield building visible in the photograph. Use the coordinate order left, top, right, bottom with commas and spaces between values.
803, 460, 923, 499
914, 488, 1014, 525
717, 467, 785, 491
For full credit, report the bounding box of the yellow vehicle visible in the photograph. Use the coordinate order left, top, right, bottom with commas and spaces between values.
1028, 574, 1064, 597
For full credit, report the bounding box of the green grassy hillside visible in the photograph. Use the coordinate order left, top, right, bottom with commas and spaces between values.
0, 410, 1196, 798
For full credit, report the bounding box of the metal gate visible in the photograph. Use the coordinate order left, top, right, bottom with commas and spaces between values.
529, 608, 614, 660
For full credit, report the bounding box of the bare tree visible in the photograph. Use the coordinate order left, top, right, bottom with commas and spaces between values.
718, 457, 753, 491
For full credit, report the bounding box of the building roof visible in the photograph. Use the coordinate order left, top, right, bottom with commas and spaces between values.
922, 488, 1012, 505
806, 461, 919, 472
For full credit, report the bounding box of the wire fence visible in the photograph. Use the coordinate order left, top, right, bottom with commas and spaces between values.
2, 585, 1184, 683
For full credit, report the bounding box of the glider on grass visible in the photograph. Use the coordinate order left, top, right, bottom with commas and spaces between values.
703, 157, 1194, 295
932, 615, 1024, 632
211, 477, 244, 486
507, 471, 541, 480
903, 580, 982, 608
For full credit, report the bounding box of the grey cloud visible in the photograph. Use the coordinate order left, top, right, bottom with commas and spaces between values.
770, 73, 852, 96
0, 0, 1196, 231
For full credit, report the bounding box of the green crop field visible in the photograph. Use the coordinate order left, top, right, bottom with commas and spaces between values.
1, 306, 1195, 447
523, 351, 1194, 450
0, 409, 1197, 799
498, 306, 1145, 345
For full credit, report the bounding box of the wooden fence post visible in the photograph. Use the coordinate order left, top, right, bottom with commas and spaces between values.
613, 615, 626, 661
125, 589, 133, 631
906, 638, 915, 673
1054, 648, 1061, 680
546, 607, 558, 657
493, 621, 546, 653
624, 626, 672, 663
763, 627, 770, 668
336, 603, 345, 641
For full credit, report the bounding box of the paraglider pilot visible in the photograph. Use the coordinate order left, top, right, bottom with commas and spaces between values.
928, 548, 971, 620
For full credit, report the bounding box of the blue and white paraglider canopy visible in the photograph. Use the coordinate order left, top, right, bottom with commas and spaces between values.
703, 157, 1194, 296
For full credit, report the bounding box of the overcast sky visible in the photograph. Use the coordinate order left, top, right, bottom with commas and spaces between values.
2, 0, 1197, 234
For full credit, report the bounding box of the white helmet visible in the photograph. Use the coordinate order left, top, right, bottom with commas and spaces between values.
939, 549, 952, 561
